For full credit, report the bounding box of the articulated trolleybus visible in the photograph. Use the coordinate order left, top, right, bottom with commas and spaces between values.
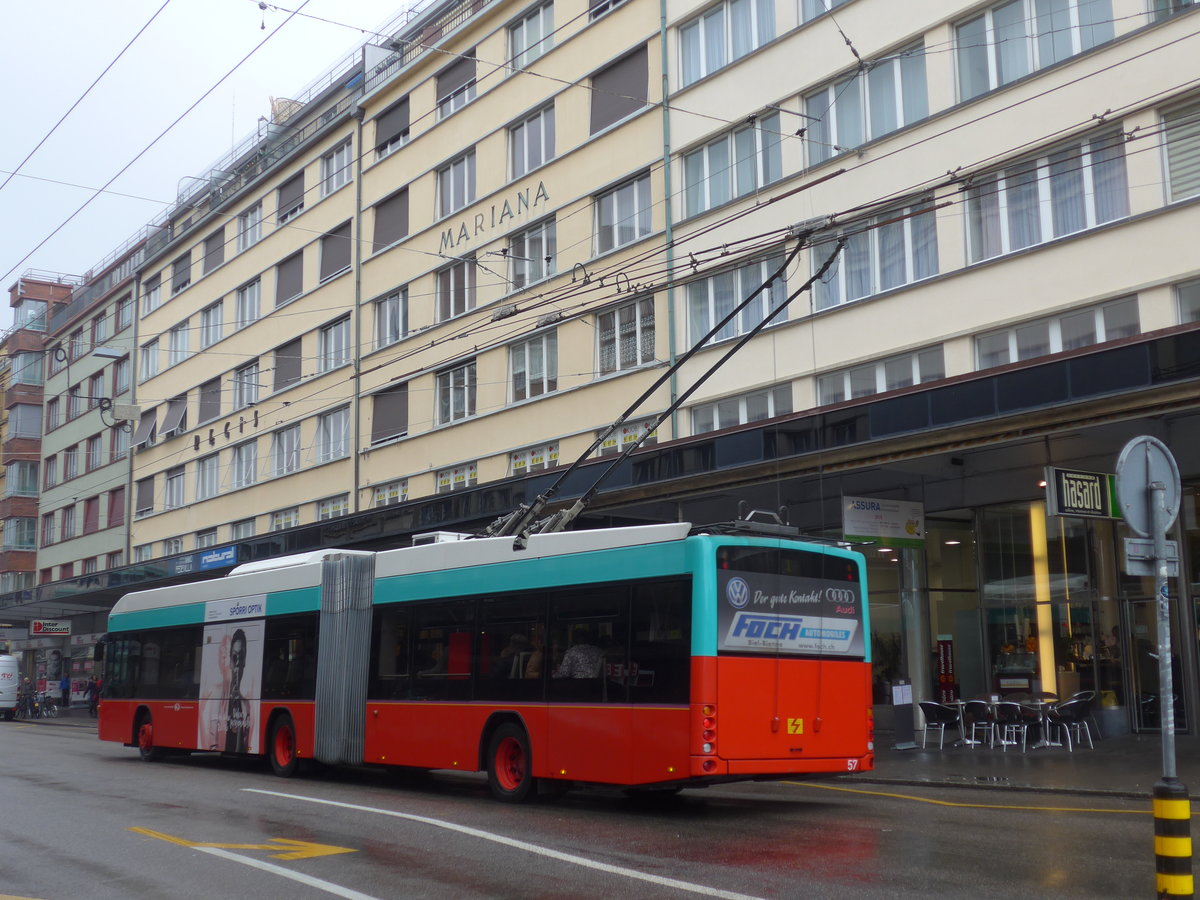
99, 523, 873, 800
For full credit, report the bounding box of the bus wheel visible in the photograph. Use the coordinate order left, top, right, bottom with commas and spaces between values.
487, 723, 535, 803
269, 714, 299, 778
137, 712, 164, 762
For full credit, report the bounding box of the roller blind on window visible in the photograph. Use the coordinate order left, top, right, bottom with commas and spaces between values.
203, 229, 225, 274
320, 222, 352, 281
375, 98, 410, 151
276, 252, 303, 305
590, 45, 648, 134
371, 383, 408, 444
437, 52, 476, 104
373, 190, 409, 251
274, 337, 303, 392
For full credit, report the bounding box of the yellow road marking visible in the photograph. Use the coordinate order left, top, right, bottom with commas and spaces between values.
785, 780, 1151, 814
130, 827, 356, 859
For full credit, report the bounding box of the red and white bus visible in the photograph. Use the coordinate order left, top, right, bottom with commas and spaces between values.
98, 523, 872, 800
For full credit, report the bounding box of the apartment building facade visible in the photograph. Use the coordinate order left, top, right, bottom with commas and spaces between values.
4, 0, 1200, 734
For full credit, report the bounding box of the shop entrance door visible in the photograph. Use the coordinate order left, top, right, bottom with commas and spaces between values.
1125, 599, 1187, 733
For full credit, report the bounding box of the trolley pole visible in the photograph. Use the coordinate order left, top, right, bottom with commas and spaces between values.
1116, 436, 1191, 898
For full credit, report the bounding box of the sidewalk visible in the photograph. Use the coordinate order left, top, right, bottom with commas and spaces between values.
860, 731, 1200, 799
13, 706, 99, 730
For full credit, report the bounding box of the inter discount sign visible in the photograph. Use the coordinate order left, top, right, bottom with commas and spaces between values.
31, 620, 70, 636
1045, 466, 1121, 520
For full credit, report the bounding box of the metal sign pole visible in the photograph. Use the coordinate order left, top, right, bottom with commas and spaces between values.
1151, 481, 1177, 782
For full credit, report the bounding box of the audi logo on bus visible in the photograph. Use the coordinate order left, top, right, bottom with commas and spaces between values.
824, 588, 857, 604
726, 577, 751, 609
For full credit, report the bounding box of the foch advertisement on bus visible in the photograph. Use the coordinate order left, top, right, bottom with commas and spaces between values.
716, 569, 865, 657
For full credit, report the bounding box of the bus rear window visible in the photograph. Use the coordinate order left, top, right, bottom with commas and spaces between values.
715, 546, 864, 659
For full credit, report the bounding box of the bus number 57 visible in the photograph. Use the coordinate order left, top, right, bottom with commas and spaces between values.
847, 759, 859, 771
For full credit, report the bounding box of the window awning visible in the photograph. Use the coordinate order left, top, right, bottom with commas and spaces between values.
132, 410, 157, 446
160, 397, 187, 435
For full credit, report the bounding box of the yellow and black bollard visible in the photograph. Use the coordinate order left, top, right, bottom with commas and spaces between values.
1154, 779, 1193, 897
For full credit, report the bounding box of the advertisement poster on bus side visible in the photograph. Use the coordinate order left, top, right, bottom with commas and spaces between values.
198, 620, 264, 754
716, 569, 864, 658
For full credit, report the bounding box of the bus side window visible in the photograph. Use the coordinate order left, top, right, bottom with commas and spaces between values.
628, 579, 691, 705
547, 588, 629, 704
368, 607, 410, 700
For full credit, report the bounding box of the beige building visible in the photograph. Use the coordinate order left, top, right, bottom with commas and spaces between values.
8, 0, 1200, 734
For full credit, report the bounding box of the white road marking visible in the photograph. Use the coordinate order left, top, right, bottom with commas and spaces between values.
245, 788, 765, 900
196, 847, 380, 900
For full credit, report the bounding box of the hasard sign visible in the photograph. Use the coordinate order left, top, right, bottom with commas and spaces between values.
439, 181, 550, 253
1045, 466, 1121, 520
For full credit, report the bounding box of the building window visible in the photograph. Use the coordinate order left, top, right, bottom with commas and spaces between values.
204, 227, 226, 274
133, 410, 157, 450
511, 442, 558, 475
370, 384, 408, 445
5, 461, 38, 496
277, 172, 305, 223
271, 507, 300, 531
597, 418, 657, 456
812, 199, 938, 309
107, 551, 124, 569
161, 395, 188, 438
818, 348, 944, 405
63, 445, 78, 480
45, 399, 60, 432
510, 2, 554, 69
956, 0, 1114, 101
374, 96, 410, 159
272, 425, 301, 476
372, 189, 409, 251
687, 254, 787, 345
196, 453, 220, 500
1164, 97, 1200, 202
596, 174, 652, 254
510, 331, 558, 401
436, 462, 478, 493
12, 352, 42, 386
509, 218, 556, 289
113, 357, 131, 395
232, 441, 258, 489
108, 487, 125, 528
140, 339, 159, 380
88, 372, 104, 409
598, 297, 655, 374
436, 51, 476, 118
316, 407, 350, 462
975, 297, 1139, 368
172, 252, 191, 294
684, 114, 781, 217
86, 434, 103, 471
510, 105, 555, 180
42, 512, 57, 546
231, 518, 256, 540
84, 499, 100, 536
802, 0, 851, 21
92, 312, 110, 346
965, 129, 1128, 263
1178, 278, 1200, 323
1156, 0, 1199, 18
589, 0, 629, 18
10, 403, 41, 438
805, 44, 927, 165
437, 360, 477, 424
142, 276, 161, 315
111, 426, 129, 462
67, 385, 82, 420
162, 537, 183, 556
4, 517, 37, 550
61, 506, 77, 540
316, 494, 350, 520
116, 296, 133, 331
196, 528, 218, 549
236, 278, 261, 328
318, 317, 351, 372
200, 301, 223, 348
680, 0, 774, 87
44, 455, 57, 489
375, 289, 407, 350
276, 251, 304, 306
438, 151, 476, 218
164, 466, 185, 510
238, 202, 263, 250
199, 377, 221, 423
372, 480, 408, 506
321, 139, 353, 196
274, 338, 303, 392
319, 222, 352, 282
68, 328, 85, 360
590, 45, 648, 134
233, 361, 260, 410
48, 343, 65, 375
133, 544, 154, 562
437, 257, 477, 320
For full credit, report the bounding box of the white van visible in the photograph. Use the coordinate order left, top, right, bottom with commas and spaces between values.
0, 654, 18, 720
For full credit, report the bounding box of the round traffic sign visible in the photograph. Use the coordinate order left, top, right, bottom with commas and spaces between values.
1114, 436, 1181, 537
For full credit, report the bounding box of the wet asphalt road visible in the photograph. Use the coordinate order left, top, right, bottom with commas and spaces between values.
0, 720, 1159, 898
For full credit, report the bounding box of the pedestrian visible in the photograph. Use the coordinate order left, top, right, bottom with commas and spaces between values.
86, 676, 99, 717
60, 672, 70, 712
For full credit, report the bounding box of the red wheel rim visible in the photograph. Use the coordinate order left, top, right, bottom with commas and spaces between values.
274, 724, 295, 768
138, 722, 153, 753
494, 736, 525, 792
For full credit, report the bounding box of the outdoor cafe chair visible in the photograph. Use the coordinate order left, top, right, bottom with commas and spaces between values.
1048, 698, 1094, 751
1067, 690, 1101, 739
962, 699, 993, 748
918, 700, 961, 749
992, 701, 1028, 752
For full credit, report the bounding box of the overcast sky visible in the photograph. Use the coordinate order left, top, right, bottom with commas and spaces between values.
0, 0, 412, 329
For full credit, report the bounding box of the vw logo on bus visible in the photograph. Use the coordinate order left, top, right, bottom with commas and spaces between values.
726, 577, 751, 609
824, 587, 857, 604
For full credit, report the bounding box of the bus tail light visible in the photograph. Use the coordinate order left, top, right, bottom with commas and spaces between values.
699, 705, 716, 755
867, 706, 875, 751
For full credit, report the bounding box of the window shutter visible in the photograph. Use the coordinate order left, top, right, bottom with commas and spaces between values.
590, 45, 648, 134
274, 338, 303, 392
278, 172, 305, 219
135, 477, 154, 516
199, 378, 221, 423
276, 252, 303, 305
372, 189, 409, 251
371, 384, 408, 444
374, 97, 410, 151
204, 229, 225, 274
436, 52, 476, 105
1166, 99, 1200, 202
320, 222, 352, 281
